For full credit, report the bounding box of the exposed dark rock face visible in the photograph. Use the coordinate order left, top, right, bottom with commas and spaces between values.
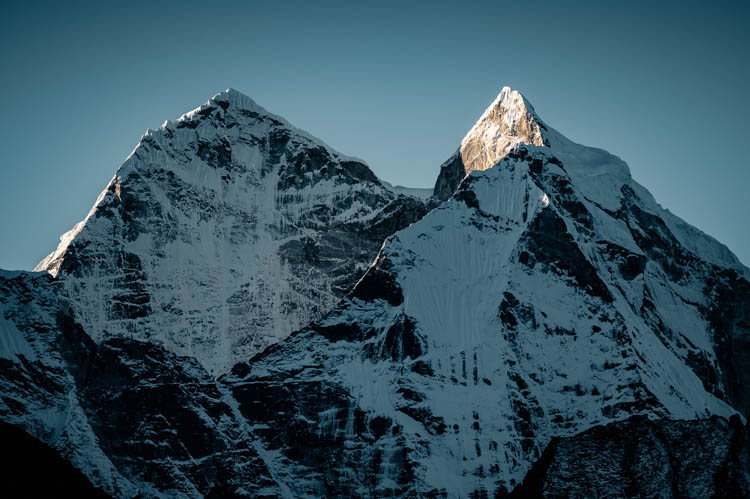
0, 419, 111, 498
350, 253, 404, 306
433, 149, 466, 201
0, 271, 281, 497
78, 338, 278, 497
518, 206, 613, 303
0, 270, 137, 496
226, 345, 417, 497
706, 271, 750, 417
510, 415, 750, 498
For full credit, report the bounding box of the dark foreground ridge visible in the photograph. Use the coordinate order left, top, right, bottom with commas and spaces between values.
0, 419, 111, 498
510, 415, 749, 498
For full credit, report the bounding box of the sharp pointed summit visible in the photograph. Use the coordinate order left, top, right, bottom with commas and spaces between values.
33, 89, 431, 374
461, 87, 546, 173
434, 86, 549, 201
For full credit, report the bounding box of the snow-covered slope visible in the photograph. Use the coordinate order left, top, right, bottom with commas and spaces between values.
35, 89, 429, 374
0, 271, 140, 496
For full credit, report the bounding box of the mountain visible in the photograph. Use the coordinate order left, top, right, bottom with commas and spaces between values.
433, 87, 545, 202
218, 88, 750, 496
34, 89, 430, 374
380, 180, 433, 200
1, 87, 749, 497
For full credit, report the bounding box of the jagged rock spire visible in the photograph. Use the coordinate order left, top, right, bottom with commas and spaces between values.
434, 86, 548, 200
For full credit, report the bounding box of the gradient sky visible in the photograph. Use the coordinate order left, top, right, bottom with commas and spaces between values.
1, 0, 749, 270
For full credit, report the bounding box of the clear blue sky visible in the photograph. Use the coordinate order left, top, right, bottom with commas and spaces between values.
1, 0, 748, 270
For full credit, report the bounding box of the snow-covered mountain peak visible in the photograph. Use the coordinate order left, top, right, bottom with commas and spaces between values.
459, 86, 546, 175
474, 86, 541, 131
433, 86, 549, 201
180, 87, 267, 118
216, 132, 750, 495
34, 88, 431, 374
433, 88, 747, 277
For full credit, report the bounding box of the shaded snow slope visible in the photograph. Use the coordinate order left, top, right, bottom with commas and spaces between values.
35, 89, 429, 374
0, 271, 140, 496
0, 271, 284, 497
